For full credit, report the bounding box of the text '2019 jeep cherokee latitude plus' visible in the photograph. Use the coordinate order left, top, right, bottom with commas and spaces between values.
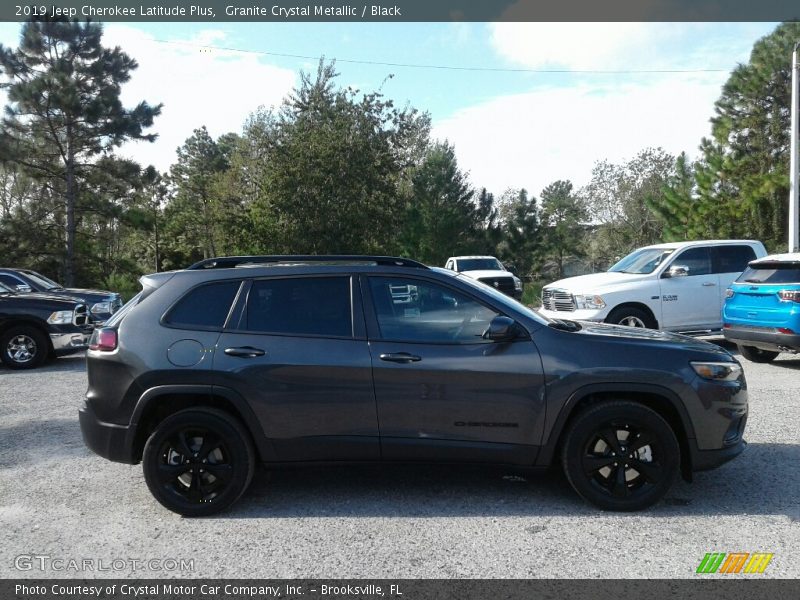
79, 255, 748, 516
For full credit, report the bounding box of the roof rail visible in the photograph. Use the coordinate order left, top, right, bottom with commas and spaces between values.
186, 255, 428, 270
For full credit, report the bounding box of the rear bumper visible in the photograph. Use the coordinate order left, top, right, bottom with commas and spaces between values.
78, 402, 136, 464
723, 327, 800, 352
690, 439, 747, 471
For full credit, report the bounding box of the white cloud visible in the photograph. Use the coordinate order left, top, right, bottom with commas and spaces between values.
432, 75, 724, 196
103, 25, 297, 172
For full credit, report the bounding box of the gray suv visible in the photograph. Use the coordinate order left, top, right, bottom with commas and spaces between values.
79, 256, 748, 516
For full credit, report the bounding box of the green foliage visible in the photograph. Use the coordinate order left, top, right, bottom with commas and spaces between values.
540, 180, 587, 278
0, 17, 161, 285
496, 188, 540, 278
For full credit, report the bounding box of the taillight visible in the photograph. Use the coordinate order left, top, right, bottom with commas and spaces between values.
777, 327, 797, 335
725, 288, 734, 298
89, 327, 118, 351
778, 290, 800, 303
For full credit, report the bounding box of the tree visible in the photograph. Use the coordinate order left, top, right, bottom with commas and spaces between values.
496, 188, 540, 278
248, 60, 424, 255
583, 148, 675, 264
0, 17, 161, 284
539, 180, 587, 278
693, 22, 800, 250
401, 142, 484, 264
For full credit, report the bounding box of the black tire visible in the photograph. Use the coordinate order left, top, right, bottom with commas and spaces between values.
561, 401, 680, 511
142, 408, 256, 517
737, 345, 779, 363
0, 325, 49, 369
606, 306, 657, 329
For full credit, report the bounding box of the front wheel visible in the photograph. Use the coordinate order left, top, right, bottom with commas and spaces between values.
142, 408, 256, 517
0, 326, 48, 369
561, 401, 680, 511
738, 345, 779, 363
606, 307, 656, 329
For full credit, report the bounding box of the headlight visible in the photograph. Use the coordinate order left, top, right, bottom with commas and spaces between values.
47, 310, 73, 324
691, 361, 743, 382
574, 293, 606, 310
513, 277, 522, 291
91, 301, 112, 315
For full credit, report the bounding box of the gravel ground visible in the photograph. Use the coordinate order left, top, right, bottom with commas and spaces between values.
1, 340, 798, 579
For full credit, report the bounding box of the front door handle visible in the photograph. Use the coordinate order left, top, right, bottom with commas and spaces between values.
702, 282, 717, 287
224, 346, 266, 358
379, 352, 422, 363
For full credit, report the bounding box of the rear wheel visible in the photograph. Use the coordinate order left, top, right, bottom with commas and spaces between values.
0, 326, 48, 369
142, 408, 255, 517
561, 401, 679, 511
737, 345, 779, 363
606, 307, 657, 329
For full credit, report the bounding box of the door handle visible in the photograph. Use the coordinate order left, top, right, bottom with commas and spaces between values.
379, 352, 422, 363
224, 346, 266, 358
702, 282, 717, 287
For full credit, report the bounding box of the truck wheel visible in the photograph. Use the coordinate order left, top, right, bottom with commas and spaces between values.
0, 326, 48, 369
142, 408, 256, 517
737, 345, 779, 363
606, 307, 656, 329
561, 400, 679, 511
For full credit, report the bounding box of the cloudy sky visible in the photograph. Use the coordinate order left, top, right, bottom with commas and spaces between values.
0, 21, 778, 197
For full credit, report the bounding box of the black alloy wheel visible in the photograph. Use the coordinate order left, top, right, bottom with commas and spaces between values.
143, 409, 255, 516
562, 401, 679, 511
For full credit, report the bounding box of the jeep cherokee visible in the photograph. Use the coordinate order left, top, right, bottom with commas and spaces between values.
79, 255, 748, 516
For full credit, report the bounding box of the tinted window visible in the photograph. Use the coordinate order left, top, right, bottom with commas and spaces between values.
245, 277, 351, 337
0, 273, 25, 287
738, 263, 800, 284
714, 245, 757, 274
456, 258, 503, 272
369, 277, 499, 343
671, 247, 711, 276
166, 281, 240, 328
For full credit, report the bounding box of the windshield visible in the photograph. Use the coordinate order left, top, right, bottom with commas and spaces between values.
738, 263, 800, 284
608, 248, 675, 274
456, 258, 504, 272
22, 270, 61, 290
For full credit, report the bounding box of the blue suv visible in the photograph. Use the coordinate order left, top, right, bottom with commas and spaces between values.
723, 253, 800, 363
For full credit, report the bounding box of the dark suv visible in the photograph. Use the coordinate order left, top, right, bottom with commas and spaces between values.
79, 256, 748, 516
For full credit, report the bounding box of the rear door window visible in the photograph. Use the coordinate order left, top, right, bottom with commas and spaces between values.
713, 245, 757, 274
244, 277, 352, 338
165, 280, 241, 329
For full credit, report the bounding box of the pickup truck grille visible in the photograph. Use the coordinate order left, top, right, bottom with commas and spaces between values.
73, 304, 89, 326
477, 276, 515, 295
542, 289, 575, 312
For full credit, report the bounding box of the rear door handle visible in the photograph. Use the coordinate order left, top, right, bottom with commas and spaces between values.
702, 282, 717, 287
224, 346, 266, 358
379, 352, 422, 363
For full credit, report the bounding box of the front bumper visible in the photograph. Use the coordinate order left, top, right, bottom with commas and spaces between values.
79, 402, 136, 464
538, 307, 606, 322
690, 439, 747, 471
50, 331, 91, 355
723, 326, 800, 352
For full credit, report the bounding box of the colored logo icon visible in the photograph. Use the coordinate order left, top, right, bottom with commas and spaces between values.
696, 552, 773, 574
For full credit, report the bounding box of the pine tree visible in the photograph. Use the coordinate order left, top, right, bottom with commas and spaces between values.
0, 17, 161, 284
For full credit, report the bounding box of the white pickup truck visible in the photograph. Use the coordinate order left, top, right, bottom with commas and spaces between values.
538, 240, 767, 333
444, 255, 523, 300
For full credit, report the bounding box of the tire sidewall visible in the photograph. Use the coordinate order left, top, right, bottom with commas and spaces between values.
142, 409, 255, 517
606, 307, 656, 329
738, 344, 779, 363
562, 402, 680, 511
0, 326, 48, 369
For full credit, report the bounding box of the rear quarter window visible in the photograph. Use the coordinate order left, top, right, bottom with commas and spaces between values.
165, 280, 241, 329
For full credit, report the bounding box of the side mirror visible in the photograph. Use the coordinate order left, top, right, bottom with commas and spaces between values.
16, 284, 32, 292
482, 315, 518, 342
665, 265, 689, 278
